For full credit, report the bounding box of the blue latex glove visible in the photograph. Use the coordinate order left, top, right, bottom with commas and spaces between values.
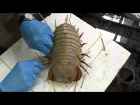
20, 19, 54, 55
0, 60, 44, 92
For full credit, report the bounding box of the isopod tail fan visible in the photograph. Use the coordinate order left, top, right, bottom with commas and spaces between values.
48, 65, 82, 83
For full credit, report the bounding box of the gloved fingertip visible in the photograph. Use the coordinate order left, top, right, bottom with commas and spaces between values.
30, 60, 44, 69
44, 50, 51, 56
46, 29, 54, 38
44, 42, 53, 50
19, 20, 29, 29
30, 60, 41, 65
39, 64, 45, 70
37, 44, 51, 56
32, 73, 36, 80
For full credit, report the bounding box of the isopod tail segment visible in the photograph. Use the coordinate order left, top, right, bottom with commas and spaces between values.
48, 62, 83, 83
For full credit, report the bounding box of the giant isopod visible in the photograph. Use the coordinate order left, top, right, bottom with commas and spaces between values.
40, 14, 91, 91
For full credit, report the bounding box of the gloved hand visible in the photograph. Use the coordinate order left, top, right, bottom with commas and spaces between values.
20, 19, 54, 55
0, 60, 44, 92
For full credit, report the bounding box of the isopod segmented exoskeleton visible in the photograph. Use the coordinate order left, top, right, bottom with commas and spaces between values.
39, 13, 91, 91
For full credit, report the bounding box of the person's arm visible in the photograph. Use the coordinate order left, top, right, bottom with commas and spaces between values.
18, 13, 54, 56
0, 13, 54, 92
0, 60, 45, 92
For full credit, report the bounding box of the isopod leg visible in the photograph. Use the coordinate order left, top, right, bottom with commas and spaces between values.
42, 56, 51, 60
81, 60, 92, 69
77, 28, 79, 32
81, 53, 91, 58
42, 62, 50, 65
80, 32, 84, 38
81, 43, 87, 47
81, 51, 90, 58
35, 51, 43, 63
80, 65, 89, 75
81, 75, 86, 88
